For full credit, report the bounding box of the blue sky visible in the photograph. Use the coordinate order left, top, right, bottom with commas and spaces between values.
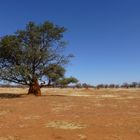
0, 0, 140, 85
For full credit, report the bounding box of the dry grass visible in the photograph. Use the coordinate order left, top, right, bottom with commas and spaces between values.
0, 136, 20, 140
0, 88, 28, 94
0, 88, 140, 140
45, 121, 86, 130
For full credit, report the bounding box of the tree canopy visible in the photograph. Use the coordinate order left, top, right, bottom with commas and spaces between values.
44, 64, 65, 86
56, 77, 78, 87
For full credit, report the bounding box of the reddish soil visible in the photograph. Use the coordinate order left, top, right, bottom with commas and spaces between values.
0, 88, 140, 140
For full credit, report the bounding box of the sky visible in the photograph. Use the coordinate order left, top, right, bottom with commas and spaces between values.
0, 0, 140, 85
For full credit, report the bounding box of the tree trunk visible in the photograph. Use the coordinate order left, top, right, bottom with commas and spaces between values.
28, 79, 41, 96
47, 78, 51, 87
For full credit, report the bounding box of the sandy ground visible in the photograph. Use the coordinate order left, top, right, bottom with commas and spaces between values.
0, 88, 140, 140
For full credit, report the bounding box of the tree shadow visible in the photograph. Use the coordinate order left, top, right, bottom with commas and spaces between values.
48, 94, 67, 97
43, 94, 72, 97
0, 93, 25, 99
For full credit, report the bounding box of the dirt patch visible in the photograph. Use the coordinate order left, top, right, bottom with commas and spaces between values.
52, 104, 74, 113
23, 115, 41, 120
78, 134, 87, 140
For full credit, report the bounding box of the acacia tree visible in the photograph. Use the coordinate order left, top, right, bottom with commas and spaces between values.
57, 77, 78, 87
0, 21, 72, 96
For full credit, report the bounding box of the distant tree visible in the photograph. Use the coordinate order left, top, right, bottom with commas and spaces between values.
68, 77, 79, 84
104, 84, 108, 88
115, 84, 119, 88
96, 84, 104, 89
57, 77, 78, 87
109, 84, 115, 88
0, 21, 72, 95
75, 83, 82, 88
121, 83, 129, 88
43, 64, 65, 86
130, 82, 138, 88
82, 83, 91, 89
138, 82, 140, 88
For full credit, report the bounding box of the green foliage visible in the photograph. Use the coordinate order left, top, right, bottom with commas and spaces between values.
0, 21, 72, 86
57, 77, 78, 87
82, 83, 89, 88
44, 64, 65, 85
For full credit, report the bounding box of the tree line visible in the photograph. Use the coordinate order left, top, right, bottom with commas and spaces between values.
95, 82, 140, 89
0, 81, 140, 89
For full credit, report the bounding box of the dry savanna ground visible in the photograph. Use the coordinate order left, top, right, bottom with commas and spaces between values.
0, 88, 140, 140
